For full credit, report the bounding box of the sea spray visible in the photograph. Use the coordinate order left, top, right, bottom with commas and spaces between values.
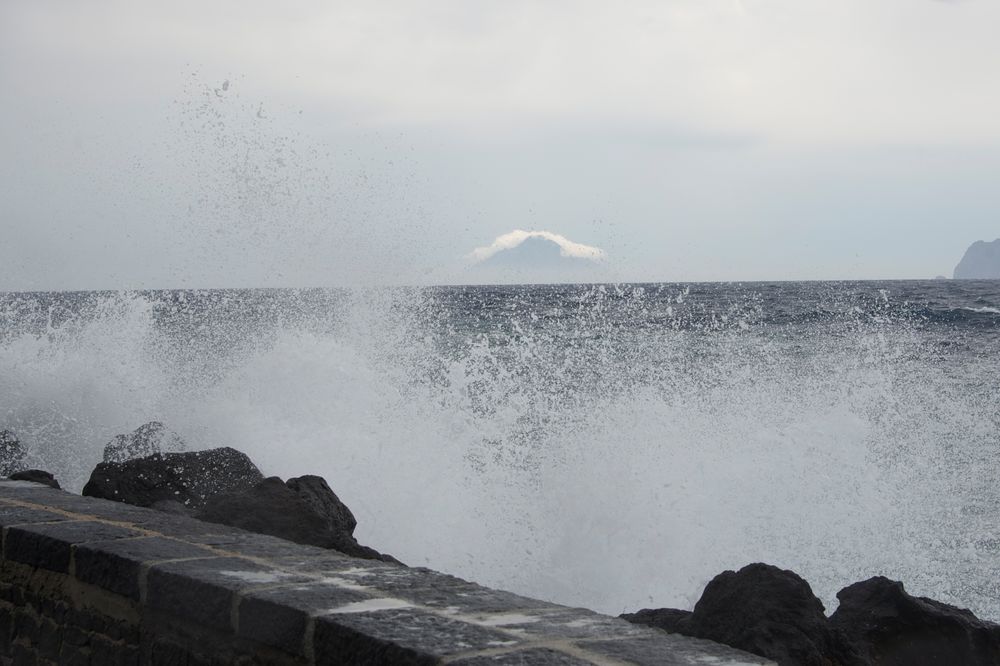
0, 283, 998, 621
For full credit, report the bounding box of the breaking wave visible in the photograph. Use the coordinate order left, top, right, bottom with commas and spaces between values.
1, 283, 998, 620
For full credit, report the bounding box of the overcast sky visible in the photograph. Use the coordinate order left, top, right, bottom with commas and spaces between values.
2, 0, 999, 289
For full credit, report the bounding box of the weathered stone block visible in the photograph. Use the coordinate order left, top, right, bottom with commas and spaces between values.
185, 530, 334, 559
238, 581, 369, 656
336, 566, 553, 614
10, 642, 38, 666
146, 557, 309, 632
2, 486, 161, 524
12, 608, 40, 646
59, 624, 89, 648
579, 635, 775, 665
450, 648, 596, 665
274, 553, 394, 577
35, 615, 62, 660
74, 536, 214, 600
0, 583, 25, 606
0, 484, 771, 666
58, 646, 92, 666
0, 506, 69, 529
0, 608, 12, 653
147, 638, 191, 666
4, 521, 139, 573
314, 607, 522, 663
91, 635, 138, 666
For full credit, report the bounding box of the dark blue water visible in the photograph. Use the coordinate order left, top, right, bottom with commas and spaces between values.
1, 280, 998, 617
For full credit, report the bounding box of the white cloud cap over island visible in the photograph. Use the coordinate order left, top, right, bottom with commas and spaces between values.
469, 230, 607, 263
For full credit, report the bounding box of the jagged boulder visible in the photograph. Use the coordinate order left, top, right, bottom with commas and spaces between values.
622, 563, 861, 666
8, 469, 60, 489
0, 430, 26, 476
196, 475, 399, 563
830, 576, 1000, 666
103, 421, 186, 463
82, 447, 263, 510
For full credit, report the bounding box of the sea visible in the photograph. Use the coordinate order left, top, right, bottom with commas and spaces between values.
1, 280, 998, 619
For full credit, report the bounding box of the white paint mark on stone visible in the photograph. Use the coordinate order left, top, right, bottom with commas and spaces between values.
320, 576, 372, 592
328, 598, 413, 614
690, 657, 769, 666
218, 570, 296, 585
475, 613, 540, 627
336, 567, 379, 576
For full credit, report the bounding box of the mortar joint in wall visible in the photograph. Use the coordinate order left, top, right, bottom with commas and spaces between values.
303, 615, 315, 665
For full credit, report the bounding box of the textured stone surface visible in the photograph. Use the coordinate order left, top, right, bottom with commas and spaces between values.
146, 557, 309, 631
196, 475, 396, 562
335, 566, 554, 613
831, 576, 1000, 666
7, 469, 61, 489
82, 447, 263, 510
581, 636, 774, 665
315, 607, 522, 661
238, 582, 368, 655
0, 504, 70, 527
0, 482, 773, 665
4, 520, 141, 573
451, 649, 596, 665
623, 562, 859, 666
74, 536, 214, 599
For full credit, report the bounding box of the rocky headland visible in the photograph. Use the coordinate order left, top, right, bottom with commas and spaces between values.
954, 239, 1000, 279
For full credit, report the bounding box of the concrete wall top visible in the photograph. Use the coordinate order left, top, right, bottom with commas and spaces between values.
0, 481, 773, 665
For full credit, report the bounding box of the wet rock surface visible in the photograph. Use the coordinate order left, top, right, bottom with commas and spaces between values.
620, 607, 693, 634
81, 446, 264, 510
8, 469, 61, 489
623, 563, 859, 666
196, 474, 399, 563
624, 563, 1000, 666
830, 576, 1000, 666
690, 564, 860, 666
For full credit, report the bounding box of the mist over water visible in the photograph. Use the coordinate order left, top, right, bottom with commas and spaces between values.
1, 282, 998, 620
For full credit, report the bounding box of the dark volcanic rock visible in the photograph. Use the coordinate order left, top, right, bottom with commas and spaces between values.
686, 563, 859, 666
103, 421, 185, 463
830, 576, 1000, 666
196, 475, 398, 563
149, 499, 195, 516
285, 475, 358, 535
82, 447, 264, 510
620, 608, 693, 634
0, 430, 26, 476
8, 469, 61, 489
623, 563, 860, 666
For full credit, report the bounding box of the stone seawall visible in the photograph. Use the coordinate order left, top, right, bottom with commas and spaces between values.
0, 480, 771, 665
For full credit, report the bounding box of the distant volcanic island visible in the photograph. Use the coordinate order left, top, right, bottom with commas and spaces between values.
467, 230, 608, 284
954, 239, 1000, 279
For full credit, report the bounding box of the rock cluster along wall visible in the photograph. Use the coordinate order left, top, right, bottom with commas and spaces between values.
0, 481, 771, 665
